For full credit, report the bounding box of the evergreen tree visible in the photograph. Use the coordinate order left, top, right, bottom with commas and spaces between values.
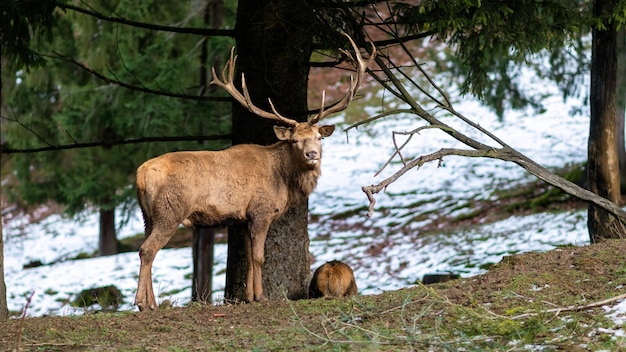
1, 0, 59, 322
2, 0, 233, 255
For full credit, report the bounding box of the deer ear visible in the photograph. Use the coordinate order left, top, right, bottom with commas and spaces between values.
319, 125, 336, 137
273, 125, 293, 141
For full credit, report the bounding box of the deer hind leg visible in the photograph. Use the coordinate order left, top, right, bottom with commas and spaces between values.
135, 220, 179, 311
248, 220, 271, 302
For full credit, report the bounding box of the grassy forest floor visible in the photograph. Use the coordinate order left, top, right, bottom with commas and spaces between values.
2, 171, 626, 351
1, 238, 625, 351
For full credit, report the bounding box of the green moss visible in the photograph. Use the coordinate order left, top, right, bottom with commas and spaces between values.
70, 285, 123, 309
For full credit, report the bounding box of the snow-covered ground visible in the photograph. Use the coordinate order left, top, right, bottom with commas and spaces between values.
3, 64, 625, 340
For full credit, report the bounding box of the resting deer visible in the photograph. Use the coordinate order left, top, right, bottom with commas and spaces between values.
309, 260, 358, 299
134, 34, 375, 311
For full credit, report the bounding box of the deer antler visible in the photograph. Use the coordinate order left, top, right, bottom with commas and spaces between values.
308, 33, 376, 124
211, 33, 375, 126
210, 48, 298, 126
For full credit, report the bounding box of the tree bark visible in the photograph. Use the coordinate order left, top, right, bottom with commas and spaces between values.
0, 216, 8, 321
225, 0, 314, 301
588, 0, 625, 243
192, 227, 214, 303
616, 28, 625, 191
98, 208, 117, 256
619, 105, 625, 191
1, 48, 8, 321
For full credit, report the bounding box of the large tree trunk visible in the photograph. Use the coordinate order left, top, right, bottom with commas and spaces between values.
588, 0, 625, 242
98, 208, 117, 256
617, 28, 625, 192
225, 0, 314, 301
619, 106, 625, 191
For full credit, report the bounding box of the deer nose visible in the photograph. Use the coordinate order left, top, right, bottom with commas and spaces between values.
305, 151, 318, 160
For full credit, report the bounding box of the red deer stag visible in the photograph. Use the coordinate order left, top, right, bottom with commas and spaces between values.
134, 34, 375, 311
309, 260, 358, 299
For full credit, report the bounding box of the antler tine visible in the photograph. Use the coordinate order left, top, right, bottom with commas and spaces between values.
309, 33, 376, 124
210, 47, 247, 108
241, 76, 298, 126
267, 98, 299, 126
317, 90, 327, 120
211, 47, 298, 127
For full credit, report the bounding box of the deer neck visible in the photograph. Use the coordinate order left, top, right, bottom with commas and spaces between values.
272, 141, 321, 205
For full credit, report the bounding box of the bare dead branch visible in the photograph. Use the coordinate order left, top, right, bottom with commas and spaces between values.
363, 148, 499, 217
505, 291, 626, 320
309, 32, 376, 123
502, 152, 626, 224
390, 130, 412, 167
355, 33, 626, 224
343, 109, 413, 133
375, 125, 456, 177
361, 119, 626, 222
372, 54, 495, 151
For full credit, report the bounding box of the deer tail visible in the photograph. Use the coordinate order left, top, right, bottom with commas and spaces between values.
135, 166, 152, 237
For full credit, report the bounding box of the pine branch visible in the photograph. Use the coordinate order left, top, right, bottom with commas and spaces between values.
47, 53, 231, 102
0, 134, 232, 154
61, 3, 234, 37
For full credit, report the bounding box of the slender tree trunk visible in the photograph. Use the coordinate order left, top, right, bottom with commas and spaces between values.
192, 227, 214, 303
225, 0, 314, 301
191, 0, 223, 304
99, 208, 117, 256
0, 50, 8, 321
588, 0, 625, 242
0, 215, 8, 321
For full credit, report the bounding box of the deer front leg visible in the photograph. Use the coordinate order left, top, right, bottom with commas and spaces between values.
135, 224, 178, 311
249, 221, 270, 302
135, 243, 157, 311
